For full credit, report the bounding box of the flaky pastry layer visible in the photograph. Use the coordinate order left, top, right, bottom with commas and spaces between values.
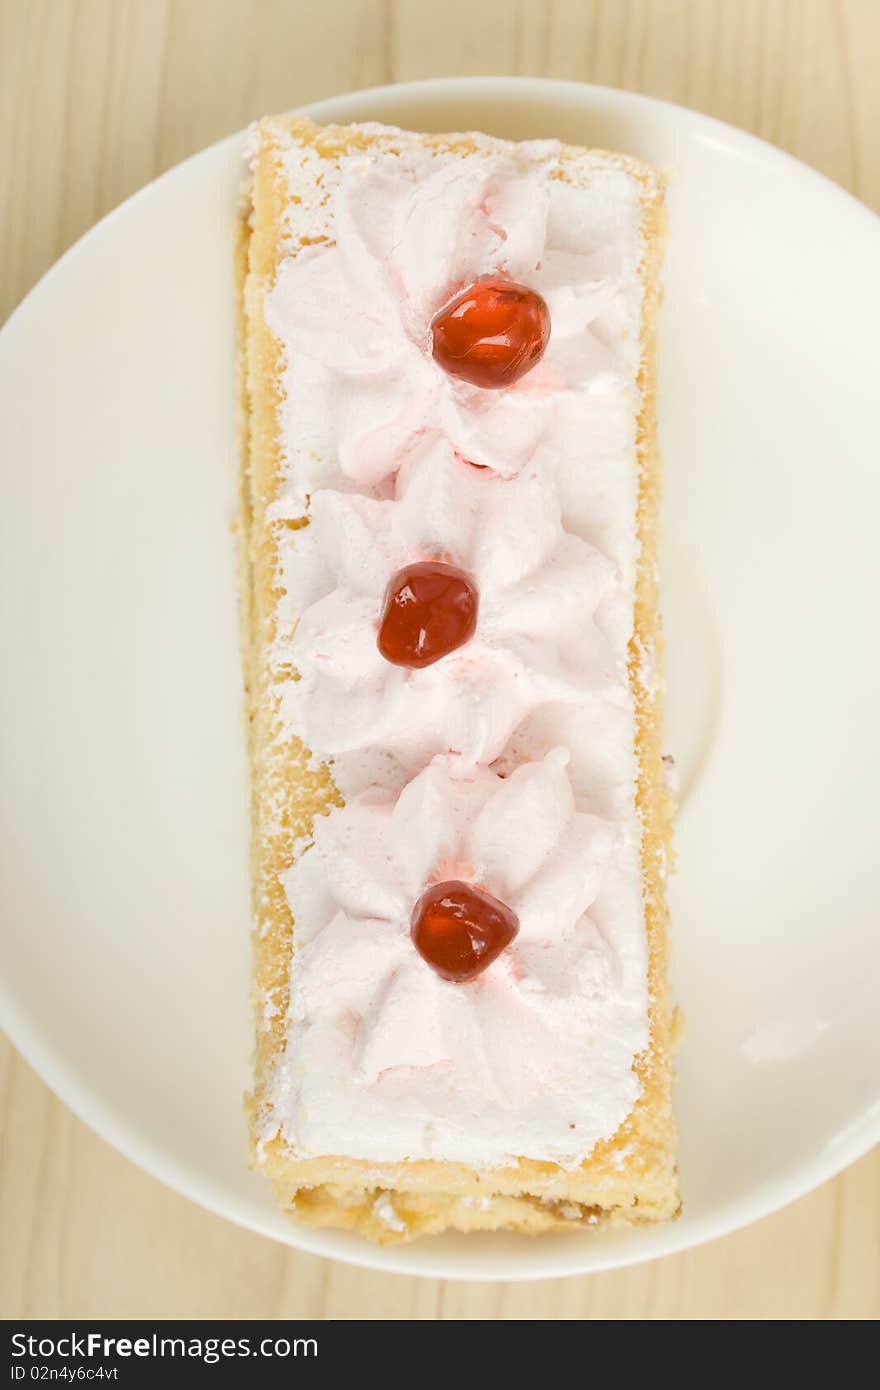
237, 117, 678, 1243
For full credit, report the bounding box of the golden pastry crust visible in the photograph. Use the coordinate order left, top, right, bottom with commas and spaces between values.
237, 116, 678, 1243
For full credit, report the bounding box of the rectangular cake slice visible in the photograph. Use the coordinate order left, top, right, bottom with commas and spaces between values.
238, 115, 677, 1242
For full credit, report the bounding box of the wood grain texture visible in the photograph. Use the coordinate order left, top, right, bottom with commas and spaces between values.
1, 0, 878, 1320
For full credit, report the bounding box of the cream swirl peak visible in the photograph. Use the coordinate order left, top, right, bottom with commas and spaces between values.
258, 124, 654, 1173
278, 751, 647, 1168
265, 136, 643, 507
275, 439, 626, 792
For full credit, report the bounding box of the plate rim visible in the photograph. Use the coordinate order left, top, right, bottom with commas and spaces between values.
1, 74, 879, 1282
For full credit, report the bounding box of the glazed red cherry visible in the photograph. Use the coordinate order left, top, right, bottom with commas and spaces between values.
431, 278, 551, 389
377, 561, 478, 669
411, 880, 519, 983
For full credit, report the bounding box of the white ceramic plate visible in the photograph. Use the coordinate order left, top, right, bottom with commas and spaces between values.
1, 78, 878, 1282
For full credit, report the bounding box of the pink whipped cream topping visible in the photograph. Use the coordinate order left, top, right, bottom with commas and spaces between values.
280, 751, 645, 1166
266, 137, 643, 509
278, 438, 628, 792
261, 124, 652, 1167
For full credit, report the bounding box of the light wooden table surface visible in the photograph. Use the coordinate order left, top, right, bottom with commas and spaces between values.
2, 0, 878, 1321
